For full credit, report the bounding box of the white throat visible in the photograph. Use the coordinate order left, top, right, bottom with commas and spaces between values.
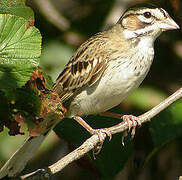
136, 36, 155, 58
137, 36, 154, 49
123, 24, 161, 41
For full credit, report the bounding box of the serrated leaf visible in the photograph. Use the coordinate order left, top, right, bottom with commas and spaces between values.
0, 14, 41, 89
0, 0, 34, 20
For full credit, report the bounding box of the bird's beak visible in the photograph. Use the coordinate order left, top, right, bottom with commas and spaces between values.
159, 16, 179, 31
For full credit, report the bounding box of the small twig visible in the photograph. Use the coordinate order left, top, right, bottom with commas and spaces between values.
33, 0, 70, 31
20, 87, 182, 180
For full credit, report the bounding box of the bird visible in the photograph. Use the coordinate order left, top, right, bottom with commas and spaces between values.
0, 4, 179, 178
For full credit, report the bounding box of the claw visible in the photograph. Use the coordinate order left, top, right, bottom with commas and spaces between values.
103, 129, 112, 141
122, 131, 128, 146
122, 115, 140, 142
92, 129, 112, 155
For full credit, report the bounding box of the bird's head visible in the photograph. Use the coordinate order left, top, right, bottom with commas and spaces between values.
118, 4, 179, 40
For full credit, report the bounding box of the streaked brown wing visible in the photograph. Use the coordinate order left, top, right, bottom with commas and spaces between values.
53, 32, 108, 102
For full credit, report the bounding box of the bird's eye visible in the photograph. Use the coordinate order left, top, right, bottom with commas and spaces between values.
144, 12, 152, 18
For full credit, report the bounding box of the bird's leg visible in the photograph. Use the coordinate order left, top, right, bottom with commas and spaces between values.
74, 116, 95, 135
73, 116, 112, 149
99, 112, 123, 120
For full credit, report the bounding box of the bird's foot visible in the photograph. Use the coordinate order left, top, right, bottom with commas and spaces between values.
91, 128, 112, 155
91, 128, 112, 141
73, 116, 112, 155
99, 112, 141, 145
122, 115, 141, 145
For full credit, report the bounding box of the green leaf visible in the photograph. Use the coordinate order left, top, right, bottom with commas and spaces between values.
0, 14, 42, 90
0, 88, 42, 135
0, 0, 34, 20
150, 100, 182, 146
5, 88, 42, 116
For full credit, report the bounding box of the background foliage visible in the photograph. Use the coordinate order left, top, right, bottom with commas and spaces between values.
0, 0, 182, 180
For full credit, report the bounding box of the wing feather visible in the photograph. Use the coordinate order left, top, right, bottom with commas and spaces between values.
53, 32, 109, 102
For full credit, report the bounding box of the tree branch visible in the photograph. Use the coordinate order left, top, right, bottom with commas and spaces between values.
33, 0, 70, 31
20, 87, 182, 180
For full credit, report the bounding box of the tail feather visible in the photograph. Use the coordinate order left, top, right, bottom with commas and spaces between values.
0, 113, 64, 178
0, 135, 46, 178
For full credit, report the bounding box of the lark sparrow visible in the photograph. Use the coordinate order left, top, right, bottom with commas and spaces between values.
0, 4, 179, 178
